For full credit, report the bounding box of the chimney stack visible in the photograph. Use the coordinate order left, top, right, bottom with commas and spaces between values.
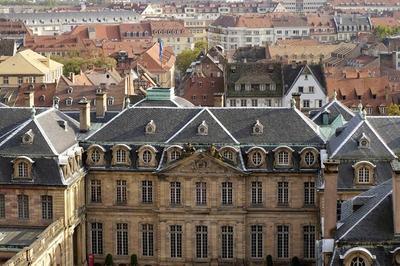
78, 98, 91, 132
213, 93, 224, 107
292, 92, 301, 110
24, 90, 34, 108
323, 159, 340, 239
96, 91, 107, 118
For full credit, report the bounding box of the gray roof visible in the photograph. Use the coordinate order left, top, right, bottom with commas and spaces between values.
283, 64, 326, 96
328, 113, 395, 160
334, 15, 371, 27
0, 227, 45, 251
336, 179, 393, 242
0, 39, 16, 56
368, 116, 400, 155
311, 99, 354, 125
87, 107, 324, 146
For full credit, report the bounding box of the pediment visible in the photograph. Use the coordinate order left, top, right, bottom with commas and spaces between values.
159, 151, 244, 175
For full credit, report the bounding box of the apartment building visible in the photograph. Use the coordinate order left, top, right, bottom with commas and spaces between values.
280, 0, 327, 12
334, 14, 372, 41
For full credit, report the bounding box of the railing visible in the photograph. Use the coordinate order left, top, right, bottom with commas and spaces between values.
4, 218, 65, 266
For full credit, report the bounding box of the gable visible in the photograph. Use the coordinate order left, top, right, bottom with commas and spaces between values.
160, 152, 243, 176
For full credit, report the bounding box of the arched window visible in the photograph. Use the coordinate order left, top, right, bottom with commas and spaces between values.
350, 256, 366, 266
116, 149, 127, 163
358, 167, 370, 183
252, 151, 262, 166
304, 152, 315, 166
143, 150, 152, 164
18, 162, 28, 178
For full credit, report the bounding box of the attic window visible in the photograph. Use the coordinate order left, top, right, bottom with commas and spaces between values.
22, 129, 34, 144
358, 133, 370, 149
107, 97, 114, 106
197, 121, 208, 136
40, 95, 46, 102
67, 87, 73, 94
66, 97, 73, 106
57, 120, 67, 131
252, 120, 263, 135
145, 120, 156, 134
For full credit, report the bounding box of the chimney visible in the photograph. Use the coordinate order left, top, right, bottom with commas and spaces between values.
213, 93, 224, 107
292, 92, 301, 110
24, 90, 34, 108
96, 92, 107, 118
393, 165, 400, 236
69, 72, 76, 84
78, 98, 91, 132
323, 159, 340, 239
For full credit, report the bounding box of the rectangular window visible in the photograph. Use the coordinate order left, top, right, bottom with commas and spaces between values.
251, 225, 263, 258
41, 195, 53, 220
91, 222, 103, 254
142, 180, 153, 203
308, 86, 314, 93
221, 226, 234, 259
251, 181, 262, 205
304, 182, 315, 205
18, 76, 23, 85
17, 194, 29, 219
240, 99, 247, 107
251, 99, 258, 107
116, 180, 127, 204
277, 182, 289, 205
0, 194, 4, 218
116, 223, 128, 255
196, 225, 208, 258
298, 86, 304, 93
303, 100, 310, 108
196, 182, 207, 205
303, 225, 315, 259
3, 76, 8, 85
142, 224, 154, 256
170, 225, 182, 258
91, 179, 101, 203
170, 182, 181, 205
221, 182, 233, 205
337, 200, 344, 221
277, 225, 289, 258
229, 99, 236, 107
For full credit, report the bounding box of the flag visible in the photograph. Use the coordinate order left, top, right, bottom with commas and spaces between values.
158, 38, 163, 64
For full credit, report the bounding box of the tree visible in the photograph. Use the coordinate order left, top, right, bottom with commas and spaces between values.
52, 56, 117, 76
266, 254, 273, 266
388, 104, 400, 116
374, 25, 400, 39
130, 254, 138, 266
175, 41, 209, 73
105, 254, 113, 266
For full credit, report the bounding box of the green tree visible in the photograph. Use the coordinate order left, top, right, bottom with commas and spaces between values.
52, 56, 117, 76
105, 254, 113, 266
175, 41, 209, 73
374, 25, 400, 39
388, 104, 400, 116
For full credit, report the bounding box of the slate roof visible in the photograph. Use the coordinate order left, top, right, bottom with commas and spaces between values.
87, 106, 324, 146
311, 99, 355, 126
327, 113, 396, 160
225, 62, 283, 98
0, 107, 80, 186
0, 39, 16, 56
282, 64, 326, 95
336, 179, 393, 241
367, 116, 400, 155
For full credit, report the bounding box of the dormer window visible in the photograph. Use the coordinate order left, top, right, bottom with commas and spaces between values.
252, 120, 263, 135
304, 152, 315, 166
91, 149, 101, 163
107, 97, 114, 106
86, 145, 106, 166
223, 150, 233, 161
353, 161, 375, 185
12, 156, 34, 179
198, 121, 208, 135
67, 87, 73, 94
137, 145, 158, 168
170, 150, 181, 161
273, 146, 294, 168
66, 97, 73, 106
111, 144, 131, 166
359, 133, 370, 149
22, 129, 34, 144
246, 147, 267, 168
145, 120, 156, 134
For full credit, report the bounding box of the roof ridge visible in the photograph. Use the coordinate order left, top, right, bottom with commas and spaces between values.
206, 108, 239, 144
0, 119, 31, 148
294, 108, 324, 141
330, 119, 363, 158
365, 119, 397, 159
165, 108, 205, 143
